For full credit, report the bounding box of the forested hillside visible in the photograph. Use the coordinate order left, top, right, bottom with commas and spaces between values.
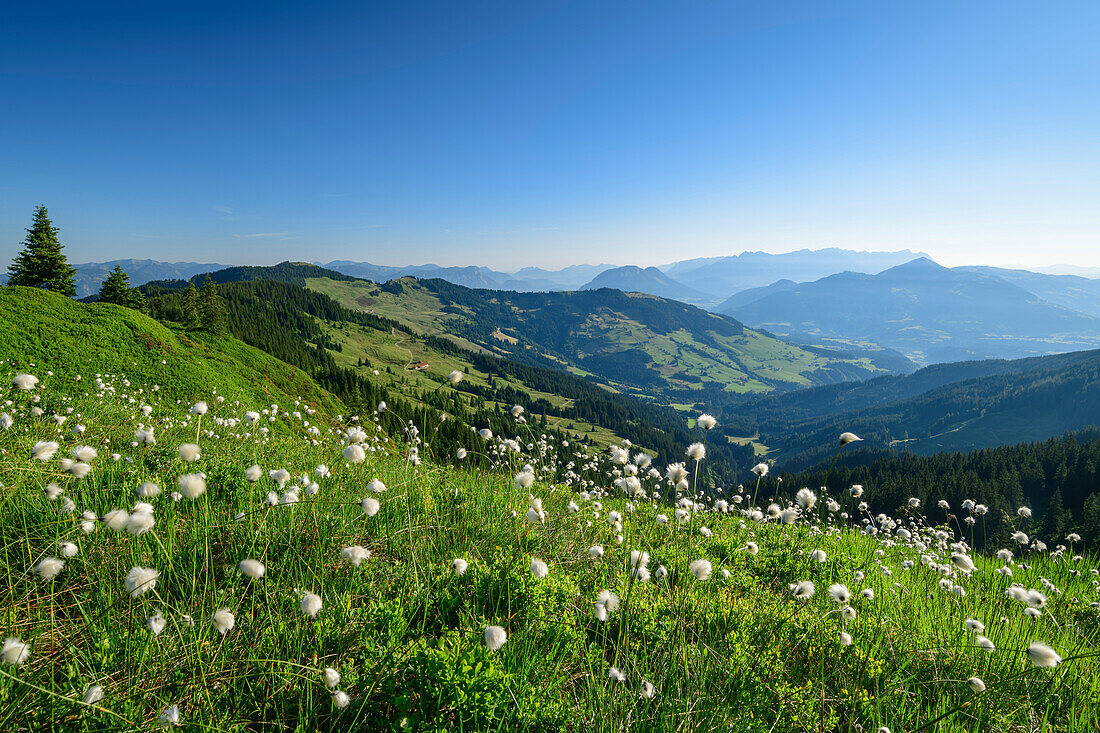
782, 429, 1100, 551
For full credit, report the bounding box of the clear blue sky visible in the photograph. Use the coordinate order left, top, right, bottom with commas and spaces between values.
2, 1, 1098, 270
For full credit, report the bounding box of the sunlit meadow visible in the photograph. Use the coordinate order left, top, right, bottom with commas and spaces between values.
2, 364, 1098, 732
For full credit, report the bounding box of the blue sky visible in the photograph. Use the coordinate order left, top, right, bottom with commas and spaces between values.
2, 1, 1098, 270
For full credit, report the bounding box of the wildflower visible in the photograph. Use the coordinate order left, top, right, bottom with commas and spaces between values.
968, 677, 985, 693
147, 611, 167, 636
343, 444, 365, 463
1026, 642, 1062, 668
126, 507, 156, 535
83, 685, 104, 705
178, 473, 206, 499
791, 580, 815, 600
32, 440, 59, 461
12, 373, 38, 390
690, 559, 713, 580
360, 497, 380, 516
839, 432, 861, 444
530, 558, 549, 579
245, 465, 262, 482
158, 703, 181, 727
211, 609, 235, 634
796, 488, 817, 510
301, 592, 323, 618
827, 583, 851, 604
341, 546, 370, 566
177, 444, 201, 462
810, 549, 827, 563
686, 442, 706, 461
609, 667, 626, 682
238, 559, 265, 579
323, 668, 340, 688
639, 679, 656, 699
950, 554, 976, 573
451, 558, 468, 575
1, 637, 30, 666
31, 556, 64, 581
332, 690, 350, 708
483, 625, 507, 651
125, 566, 160, 597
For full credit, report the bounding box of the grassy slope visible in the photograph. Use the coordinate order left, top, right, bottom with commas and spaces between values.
0, 286, 342, 414
305, 277, 889, 399
1, 365, 1097, 732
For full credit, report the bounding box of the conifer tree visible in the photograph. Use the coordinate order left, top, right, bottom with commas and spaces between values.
97, 265, 145, 310
7, 206, 77, 295
199, 275, 228, 334
182, 282, 201, 328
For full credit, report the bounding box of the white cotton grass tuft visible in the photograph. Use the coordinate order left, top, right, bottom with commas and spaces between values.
125, 566, 160, 597
968, 677, 986, 693
839, 632, 853, 646
83, 684, 104, 705
71, 445, 97, 462
367, 478, 387, 493
158, 703, 181, 727
514, 470, 535, 489
177, 443, 201, 462
588, 545, 604, 559
245, 464, 262, 482
126, 505, 156, 535
751, 462, 768, 476
147, 611, 167, 636
323, 667, 341, 689
951, 554, 977, 573
178, 473, 206, 499
190, 401, 208, 415
238, 558, 265, 579
12, 373, 39, 390
301, 592, 323, 618
690, 559, 713, 581
696, 413, 716, 430
827, 583, 851, 604
976, 636, 995, 652
211, 608, 235, 635
810, 549, 827, 563
530, 558, 549, 579
447, 370, 464, 384
137, 481, 161, 497
1026, 642, 1062, 668
483, 625, 507, 651
331, 690, 350, 708
360, 497, 380, 516
31, 556, 65, 581
791, 580, 815, 600
32, 441, 60, 461
639, 679, 656, 699
343, 444, 365, 463
451, 558, 468, 575
795, 488, 817, 510
609, 666, 626, 682
2, 637, 31, 666
340, 545, 370, 567
839, 432, 862, 444
59, 541, 78, 558
685, 442, 706, 461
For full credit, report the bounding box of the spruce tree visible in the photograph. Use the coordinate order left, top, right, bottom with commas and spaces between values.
182, 282, 201, 328
199, 275, 228, 334
7, 205, 77, 295
97, 265, 145, 310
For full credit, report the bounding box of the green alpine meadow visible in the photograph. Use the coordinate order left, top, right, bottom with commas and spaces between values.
1, 287, 1098, 732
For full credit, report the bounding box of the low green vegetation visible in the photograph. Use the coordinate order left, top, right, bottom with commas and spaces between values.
1, 311, 1098, 731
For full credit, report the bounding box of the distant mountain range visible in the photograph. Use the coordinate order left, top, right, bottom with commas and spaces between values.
65, 259, 228, 298
661, 248, 931, 298
579, 265, 708, 302
723, 258, 1100, 364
